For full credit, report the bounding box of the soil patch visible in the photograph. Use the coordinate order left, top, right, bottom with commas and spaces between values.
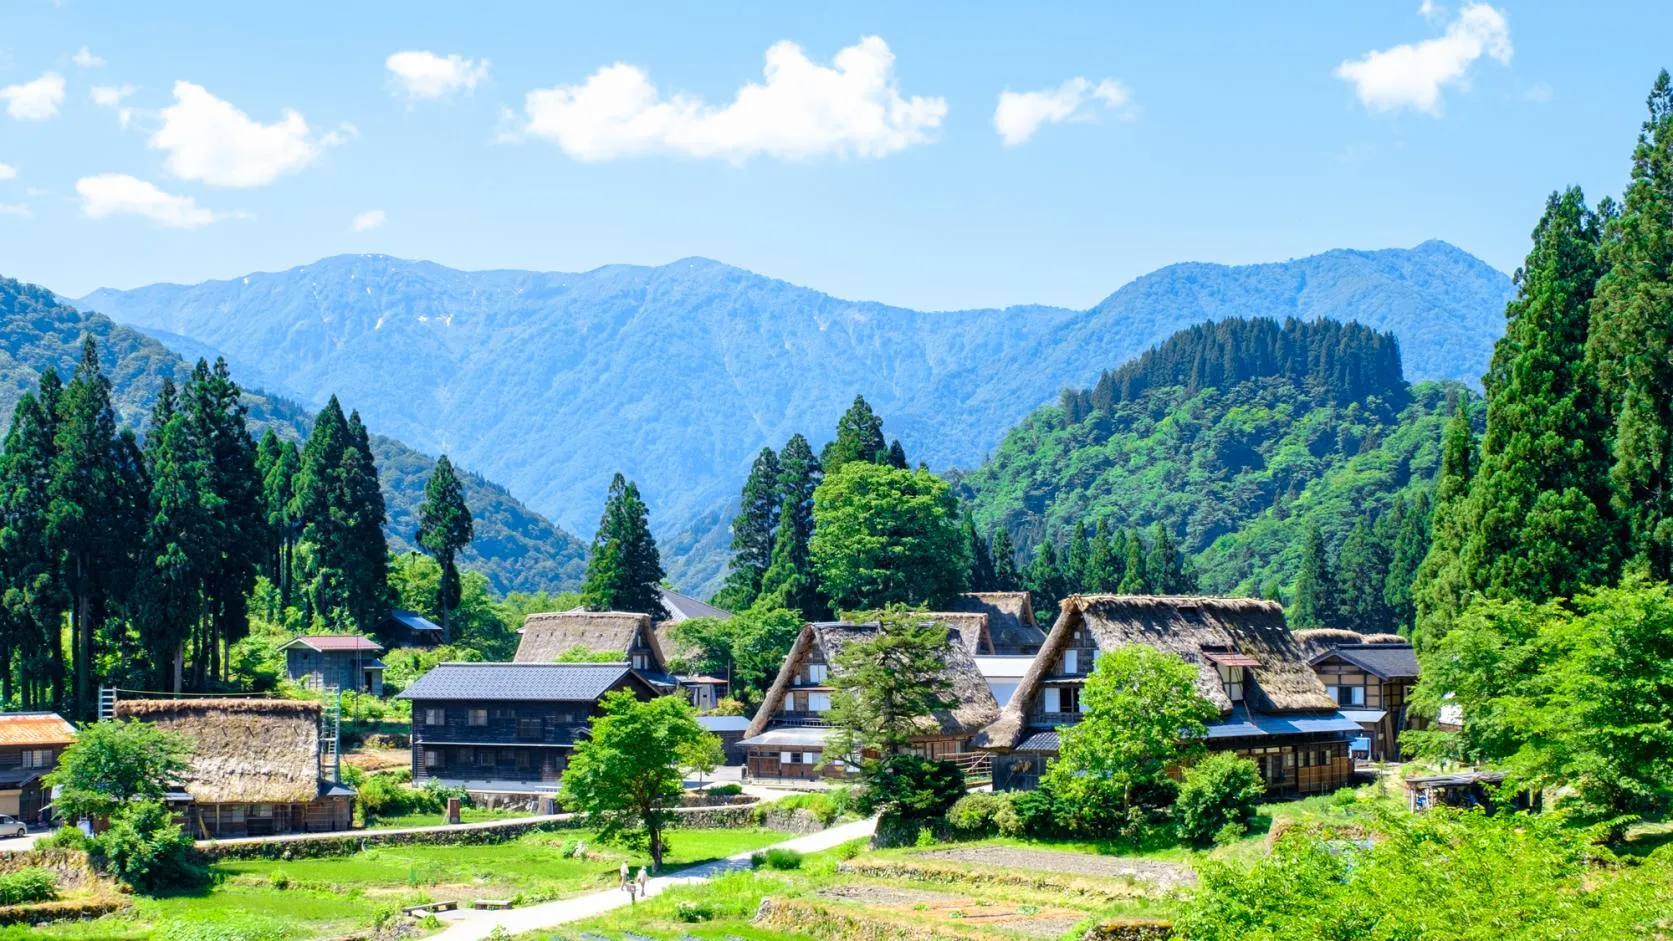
914, 846, 1196, 890
817, 882, 1092, 938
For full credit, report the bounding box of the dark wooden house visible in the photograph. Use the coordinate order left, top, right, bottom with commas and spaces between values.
1296, 629, 1421, 762
115, 698, 354, 838
975, 595, 1362, 797
0, 713, 75, 824
948, 592, 1046, 655
281, 635, 385, 695
398, 662, 662, 790
739, 619, 998, 783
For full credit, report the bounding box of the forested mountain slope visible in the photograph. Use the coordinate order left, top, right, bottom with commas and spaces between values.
0, 275, 585, 593
956, 318, 1467, 597
79, 242, 1511, 593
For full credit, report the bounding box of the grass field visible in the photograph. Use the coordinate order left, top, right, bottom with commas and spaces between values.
365, 806, 534, 829
7, 827, 793, 941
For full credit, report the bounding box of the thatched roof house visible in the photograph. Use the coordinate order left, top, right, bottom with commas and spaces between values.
114, 698, 324, 804
948, 592, 1046, 654
1295, 628, 1421, 762
926, 611, 994, 656
976, 595, 1360, 796
515, 610, 672, 683
745, 621, 1000, 741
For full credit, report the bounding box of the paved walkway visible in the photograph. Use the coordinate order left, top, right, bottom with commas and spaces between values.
428, 817, 878, 941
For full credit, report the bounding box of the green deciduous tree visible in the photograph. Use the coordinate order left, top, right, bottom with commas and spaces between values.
667, 605, 802, 704
1043, 644, 1218, 837
809, 462, 968, 610
47, 718, 193, 822
581, 473, 666, 618
1588, 71, 1673, 580
559, 690, 705, 871
417, 454, 474, 643
1175, 752, 1266, 845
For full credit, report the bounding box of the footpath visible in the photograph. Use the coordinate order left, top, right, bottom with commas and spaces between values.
427, 816, 879, 941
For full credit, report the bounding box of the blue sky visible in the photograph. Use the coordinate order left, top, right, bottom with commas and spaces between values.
1, 1, 1669, 309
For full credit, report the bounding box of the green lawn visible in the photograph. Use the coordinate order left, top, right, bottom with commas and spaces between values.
12, 827, 793, 941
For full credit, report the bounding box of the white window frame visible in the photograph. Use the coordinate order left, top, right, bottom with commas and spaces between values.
1062, 649, 1078, 674
1043, 687, 1061, 713
20, 749, 50, 769
1326, 685, 1340, 704
807, 692, 831, 712
802, 751, 817, 765
1348, 685, 1366, 706
424, 750, 441, 769
807, 663, 828, 684
781, 751, 795, 765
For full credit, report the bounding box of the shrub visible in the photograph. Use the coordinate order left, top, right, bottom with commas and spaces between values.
675, 899, 714, 922
268, 869, 290, 890
946, 792, 1005, 837
93, 800, 201, 892
762, 848, 803, 870
709, 697, 747, 717
758, 792, 839, 825
1175, 753, 1266, 845
705, 783, 743, 797
559, 839, 579, 859
993, 793, 1027, 838
1010, 788, 1059, 838
34, 826, 90, 851
0, 868, 56, 905
1330, 786, 1360, 808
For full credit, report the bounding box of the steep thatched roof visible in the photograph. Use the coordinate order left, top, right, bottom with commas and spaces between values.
114, 698, 322, 804
924, 612, 994, 656
515, 610, 665, 669
654, 624, 700, 671
1293, 628, 1412, 658
975, 595, 1337, 751
949, 592, 1046, 652
745, 621, 1000, 741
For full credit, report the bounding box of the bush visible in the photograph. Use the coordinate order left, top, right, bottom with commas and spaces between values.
758, 792, 839, 826
0, 868, 56, 905
1010, 788, 1059, 838
559, 839, 579, 859
92, 801, 201, 892
946, 792, 1006, 837
675, 899, 714, 922
762, 848, 803, 870
34, 826, 90, 851
993, 793, 1027, 838
709, 697, 747, 717
1175, 753, 1266, 845
705, 784, 743, 797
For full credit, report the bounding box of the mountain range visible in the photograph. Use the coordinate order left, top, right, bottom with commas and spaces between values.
75, 240, 1515, 595
0, 275, 586, 594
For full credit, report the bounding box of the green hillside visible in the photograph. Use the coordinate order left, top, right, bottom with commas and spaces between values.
0, 275, 585, 594
956, 318, 1470, 600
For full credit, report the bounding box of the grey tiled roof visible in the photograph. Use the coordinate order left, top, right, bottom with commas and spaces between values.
396, 663, 634, 702
1321, 644, 1420, 680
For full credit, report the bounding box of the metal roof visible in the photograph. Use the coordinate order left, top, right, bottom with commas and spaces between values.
1312, 644, 1420, 680
386, 610, 443, 632
396, 662, 638, 702
738, 727, 834, 748
1340, 709, 1389, 724
1404, 770, 1508, 788
282, 634, 383, 653
1014, 730, 1062, 753
1203, 706, 1364, 740
696, 716, 751, 732
0, 712, 76, 747
657, 588, 732, 623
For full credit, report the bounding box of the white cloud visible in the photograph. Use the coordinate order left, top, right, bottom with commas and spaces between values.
72, 46, 104, 68
0, 203, 30, 218
1336, 3, 1512, 115
519, 35, 946, 162
1418, 0, 1439, 20
993, 77, 1131, 147
386, 51, 489, 99
149, 81, 339, 187
90, 83, 138, 127
352, 208, 385, 231
1, 72, 66, 120
76, 173, 229, 227
0, 163, 15, 181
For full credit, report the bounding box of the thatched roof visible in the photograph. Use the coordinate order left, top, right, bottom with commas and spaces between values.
923, 612, 993, 656
514, 610, 665, 669
654, 624, 700, 671
1293, 628, 1412, 658
745, 621, 999, 741
975, 595, 1338, 751
949, 592, 1046, 652
114, 698, 323, 804
0, 712, 75, 747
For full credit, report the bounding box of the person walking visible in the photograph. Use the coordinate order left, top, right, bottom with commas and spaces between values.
619, 862, 629, 889
636, 866, 649, 896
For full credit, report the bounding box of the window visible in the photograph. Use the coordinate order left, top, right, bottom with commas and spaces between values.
457, 747, 474, 765
1062, 649, 1078, 674
781, 751, 795, 765
477, 748, 495, 767
807, 663, 828, 684
424, 750, 441, 770
1219, 665, 1245, 702
518, 718, 543, 739
1042, 687, 1061, 713
807, 692, 831, 712
515, 750, 531, 770
468, 708, 488, 727
632, 653, 648, 670
20, 749, 51, 769
802, 751, 817, 765
1335, 685, 1365, 706
1062, 686, 1081, 713
424, 708, 445, 726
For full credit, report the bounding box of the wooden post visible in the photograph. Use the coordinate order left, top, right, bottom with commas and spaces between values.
446, 797, 461, 825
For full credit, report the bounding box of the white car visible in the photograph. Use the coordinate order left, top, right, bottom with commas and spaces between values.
0, 816, 26, 838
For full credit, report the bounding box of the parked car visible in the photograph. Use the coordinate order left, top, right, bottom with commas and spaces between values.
0, 815, 26, 838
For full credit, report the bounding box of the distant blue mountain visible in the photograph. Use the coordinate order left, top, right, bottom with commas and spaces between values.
78, 241, 1513, 594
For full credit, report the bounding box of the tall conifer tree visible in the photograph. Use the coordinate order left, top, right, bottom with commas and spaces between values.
1382, 492, 1430, 635
758, 434, 825, 618
1289, 523, 1335, 628
822, 395, 887, 475
1411, 400, 1479, 650
963, 516, 996, 591
0, 379, 63, 708
715, 447, 780, 610
343, 411, 390, 631
1587, 71, 1673, 579
417, 454, 474, 642
581, 473, 666, 618
138, 379, 214, 690
989, 529, 1023, 592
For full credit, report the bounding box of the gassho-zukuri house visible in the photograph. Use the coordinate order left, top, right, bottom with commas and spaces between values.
974, 595, 1364, 796
114, 698, 355, 838
739, 619, 999, 782
514, 609, 679, 692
